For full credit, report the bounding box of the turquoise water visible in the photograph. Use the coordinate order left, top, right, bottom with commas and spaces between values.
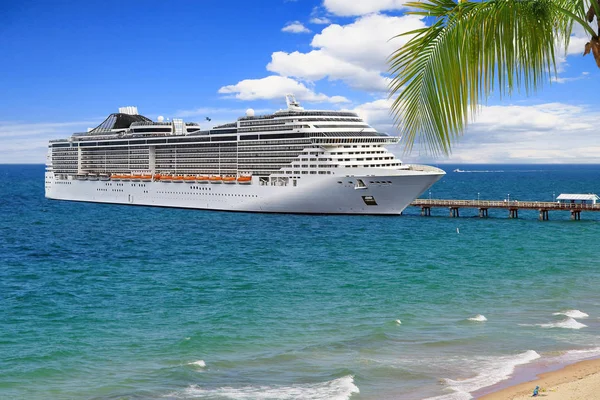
1, 164, 600, 399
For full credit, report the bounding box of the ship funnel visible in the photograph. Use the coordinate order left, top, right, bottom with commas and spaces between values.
118, 106, 139, 115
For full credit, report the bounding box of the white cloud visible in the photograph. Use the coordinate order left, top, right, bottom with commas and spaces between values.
0, 120, 98, 163
310, 17, 331, 24
352, 98, 396, 133
554, 22, 595, 72
311, 14, 423, 70
323, 0, 410, 16
174, 107, 272, 118
0, 120, 97, 139
566, 23, 594, 55
267, 14, 425, 92
281, 21, 311, 34
218, 75, 349, 103
268, 50, 390, 91
552, 71, 590, 84
350, 99, 600, 164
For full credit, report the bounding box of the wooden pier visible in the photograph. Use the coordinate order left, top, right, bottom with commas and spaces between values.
410, 199, 600, 220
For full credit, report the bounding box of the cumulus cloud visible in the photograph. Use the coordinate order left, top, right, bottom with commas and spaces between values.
323, 0, 410, 16
353, 98, 396, 133
281, 21, 311, 34
312, 13, 423, 70
218, 75, 349, 103
267, 14, 425, 92
268, 50, 390, 91
351, 99, 600, 164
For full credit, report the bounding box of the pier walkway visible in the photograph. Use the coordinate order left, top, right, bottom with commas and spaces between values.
410, 199, 600, 220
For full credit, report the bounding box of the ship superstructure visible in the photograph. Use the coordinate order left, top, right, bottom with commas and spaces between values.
45, 96, 444, 214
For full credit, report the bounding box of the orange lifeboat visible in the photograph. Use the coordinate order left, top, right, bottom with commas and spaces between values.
183, 176, 196, 183
153, 173, 162, 181
121, 175, 132, 181
141, 175, 152, 182
198, 176, 210, 183
111, 174, 122, 181
237, 176, 252, 184
131, 175, 142, 182
209, 176, 222, 184
173, 175, 184, 183
223, 176, 236, 184
160, 175, 173, 182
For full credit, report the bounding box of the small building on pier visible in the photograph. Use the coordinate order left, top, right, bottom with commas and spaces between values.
556, 194, 599, 205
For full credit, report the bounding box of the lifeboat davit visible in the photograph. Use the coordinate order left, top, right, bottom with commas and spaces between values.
209, 176, 222, 184
237, 176, 252, 184
223, 176, 236, 184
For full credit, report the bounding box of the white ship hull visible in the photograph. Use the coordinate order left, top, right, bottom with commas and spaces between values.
45, 168, 443, 215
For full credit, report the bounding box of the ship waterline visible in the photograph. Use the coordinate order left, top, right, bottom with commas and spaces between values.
45, 96, 444, 214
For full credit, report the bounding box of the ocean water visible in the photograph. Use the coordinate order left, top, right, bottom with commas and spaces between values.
1, 164, 600, 400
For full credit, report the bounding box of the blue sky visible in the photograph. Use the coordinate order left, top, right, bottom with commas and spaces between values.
1, 0, 599, 163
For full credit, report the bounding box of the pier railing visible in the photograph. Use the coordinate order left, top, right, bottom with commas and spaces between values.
410, 199, 600, 220
412, 199, 600, 211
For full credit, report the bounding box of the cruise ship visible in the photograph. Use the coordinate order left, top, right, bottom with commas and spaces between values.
45, 95, 445, 214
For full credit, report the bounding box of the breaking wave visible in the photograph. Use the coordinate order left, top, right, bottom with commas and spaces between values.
187, 360, 206, 368
536, 317, 587, 330
552, 310, 589, 319
423, 350, 540, 400
169, 375, 359, 400
467, 315, 487, 322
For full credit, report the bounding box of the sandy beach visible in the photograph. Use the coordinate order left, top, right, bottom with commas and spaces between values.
479, 358, 600, 399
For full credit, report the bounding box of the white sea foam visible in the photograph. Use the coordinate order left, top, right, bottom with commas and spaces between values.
547, 347, 600, 364
537, 317, 587, 330
467, 314, 487, 322
553, 310, 589, 319
187, 360, 206, 368
395, 319, 402, 325
423, 350, 540, 400
170, 375, 359, 400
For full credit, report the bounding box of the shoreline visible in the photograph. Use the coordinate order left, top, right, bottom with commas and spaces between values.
476, 357, 600, 399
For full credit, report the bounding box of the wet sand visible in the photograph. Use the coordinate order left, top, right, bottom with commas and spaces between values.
478, 358, 600, 399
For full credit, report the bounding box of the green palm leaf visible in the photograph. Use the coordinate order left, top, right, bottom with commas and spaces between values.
389, 0, 594, 155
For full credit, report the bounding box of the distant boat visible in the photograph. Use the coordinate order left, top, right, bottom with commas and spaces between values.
453, 169, 465, 173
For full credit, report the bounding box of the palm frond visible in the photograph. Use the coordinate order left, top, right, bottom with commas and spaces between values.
388, 0, 591, 155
